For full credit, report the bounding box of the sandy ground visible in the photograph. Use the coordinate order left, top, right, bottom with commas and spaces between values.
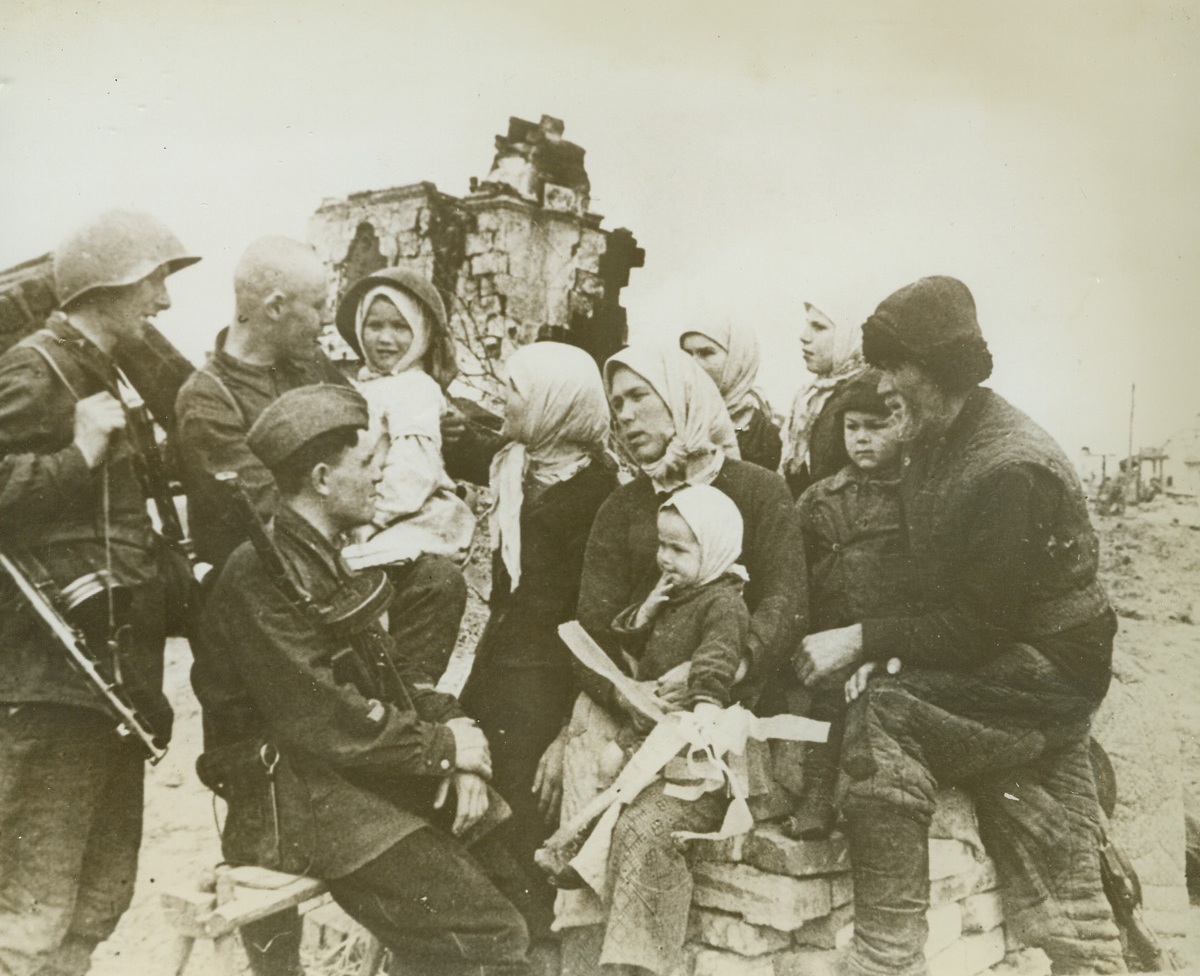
85, 500, 1200, 975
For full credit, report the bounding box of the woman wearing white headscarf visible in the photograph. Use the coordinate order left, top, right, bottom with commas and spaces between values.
781, 301, 868, 498
544, 345, 805, 975
334, 269, 473, 684
460, 342, 616, 939
679, 319, 782, 471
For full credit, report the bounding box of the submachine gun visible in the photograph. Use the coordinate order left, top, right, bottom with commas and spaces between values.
0, 551, 168, 763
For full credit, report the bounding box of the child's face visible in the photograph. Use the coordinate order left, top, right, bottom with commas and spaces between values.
656, 509, 703, 587
844, 409, 902, 473
361, 297, 415, 373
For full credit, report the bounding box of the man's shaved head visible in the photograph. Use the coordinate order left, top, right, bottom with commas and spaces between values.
234, 236, 326, 319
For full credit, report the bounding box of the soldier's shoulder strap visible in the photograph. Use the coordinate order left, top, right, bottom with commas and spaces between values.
18, 329, 90, 402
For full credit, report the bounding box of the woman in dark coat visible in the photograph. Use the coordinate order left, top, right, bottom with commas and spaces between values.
679, 318, 782, 471
551, 344, 805, 976
781, 301, 868, 498
461, 341, 616, 937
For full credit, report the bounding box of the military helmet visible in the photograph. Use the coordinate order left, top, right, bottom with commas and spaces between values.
53, 210, 201, 308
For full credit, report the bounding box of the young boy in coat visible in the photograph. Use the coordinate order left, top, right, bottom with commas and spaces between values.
786, 370, 912, 838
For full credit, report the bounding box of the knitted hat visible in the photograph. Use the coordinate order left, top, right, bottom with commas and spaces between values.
835, 369, 892, 418
861, 276, 993, 391
247, 384, 369, 469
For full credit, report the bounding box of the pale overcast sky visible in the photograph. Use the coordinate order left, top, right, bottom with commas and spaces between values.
2, 0, 1197, 457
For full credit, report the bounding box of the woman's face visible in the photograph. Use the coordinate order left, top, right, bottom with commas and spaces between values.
608, 366, 674, 464
799, 310, 837, 376
361, 297, 415, 372
680, 333, 728, 388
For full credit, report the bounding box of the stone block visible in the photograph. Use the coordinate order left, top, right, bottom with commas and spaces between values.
692, 947, 772, 976
926, 940, 966, 976
988, 947, 1053, 976
830, 873, 854, 908
692, 862, 832, 930
465, 231, 494, 256
930, 869, 978, 907
740, 827, 851, 878
930, 787, 980, 841
684, 834, 743, 865
1142, 907, 1192, 938
395, 230, 424, 258
972, 856, 1000, 893
689, 908, 791, 957
471, 251, 509, 277
929, 838, 977, 880
961, 928, 1007, 974
961, 891, 1004, 934
925, 902, 963, 957
775, 948, 842, 976
793, 903, 854, 950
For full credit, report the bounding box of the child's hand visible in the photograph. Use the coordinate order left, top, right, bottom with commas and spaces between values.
633, 575, 674, 629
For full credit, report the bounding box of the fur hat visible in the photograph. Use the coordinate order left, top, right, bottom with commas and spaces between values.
861, 276, 993, 391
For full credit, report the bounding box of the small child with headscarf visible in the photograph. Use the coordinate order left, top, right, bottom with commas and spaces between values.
611, 484, 750, 714
336, 273, 476, 572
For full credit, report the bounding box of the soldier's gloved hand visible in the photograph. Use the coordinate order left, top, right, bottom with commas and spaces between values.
74, 392, 127, 468
446, 717, 492, 779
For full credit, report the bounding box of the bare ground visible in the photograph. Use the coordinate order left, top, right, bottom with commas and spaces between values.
86, 500, 1200, 974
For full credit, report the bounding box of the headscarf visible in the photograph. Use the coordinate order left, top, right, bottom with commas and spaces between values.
782, 302, 866, 476
679, 319, 770, 429
355, 285, 431, 380
603, 344, 740, 494
489, 342, 610, 588
660, 485, 748, 587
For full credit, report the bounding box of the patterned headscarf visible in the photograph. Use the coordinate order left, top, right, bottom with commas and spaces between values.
679, 318, 770, 428
355, 285, 431, 380
604, 344, 740, 494
660, 484, 748, 587
782, 302, 866, 477
489, 342, 610, 588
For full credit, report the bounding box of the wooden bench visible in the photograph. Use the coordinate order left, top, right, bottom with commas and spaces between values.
161, 864, 384, 976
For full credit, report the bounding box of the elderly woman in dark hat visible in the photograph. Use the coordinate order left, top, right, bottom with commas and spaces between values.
334, 268, 473, 685
793, 276, 1126, 976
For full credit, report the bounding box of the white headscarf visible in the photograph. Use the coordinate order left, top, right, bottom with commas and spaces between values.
660, 485, 748, 587
604, 344, 740, 495
355, 285, 431, 380
782, 302, 866, 476
489, 342, 610, 588
679, 319, 768, 428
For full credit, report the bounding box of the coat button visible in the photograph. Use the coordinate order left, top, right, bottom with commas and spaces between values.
440, 759, 451, 771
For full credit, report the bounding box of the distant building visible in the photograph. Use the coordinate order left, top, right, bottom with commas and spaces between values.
1161, 415, 1200, 496
309, 114, 643, 412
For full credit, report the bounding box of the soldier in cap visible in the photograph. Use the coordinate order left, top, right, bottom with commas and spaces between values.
0, 209, 199, 975
190, 384, 532, 976
793, 277, 1125, 975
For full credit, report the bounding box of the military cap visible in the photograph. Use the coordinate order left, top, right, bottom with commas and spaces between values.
247, 384, 370, 470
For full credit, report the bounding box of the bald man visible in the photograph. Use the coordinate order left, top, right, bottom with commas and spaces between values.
175, 237, 346, 572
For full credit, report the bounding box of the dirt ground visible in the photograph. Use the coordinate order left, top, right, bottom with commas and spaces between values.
86, 499, 1200, 975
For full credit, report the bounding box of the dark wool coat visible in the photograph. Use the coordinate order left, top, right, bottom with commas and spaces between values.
577, 458, 806, 712
0, 315, 166, 711
842, 388, 1123, 968
798, 465, 917, 633
612, 574, 750, 707
735, 404, 783, 474
192, 507, 462, 879
174, 330, 350, 571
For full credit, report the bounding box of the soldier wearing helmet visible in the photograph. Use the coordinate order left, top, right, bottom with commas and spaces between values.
0, 210, 198, 976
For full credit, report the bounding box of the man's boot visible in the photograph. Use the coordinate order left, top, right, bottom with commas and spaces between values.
841, 799, 931, 976
783, 726, 844, 840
